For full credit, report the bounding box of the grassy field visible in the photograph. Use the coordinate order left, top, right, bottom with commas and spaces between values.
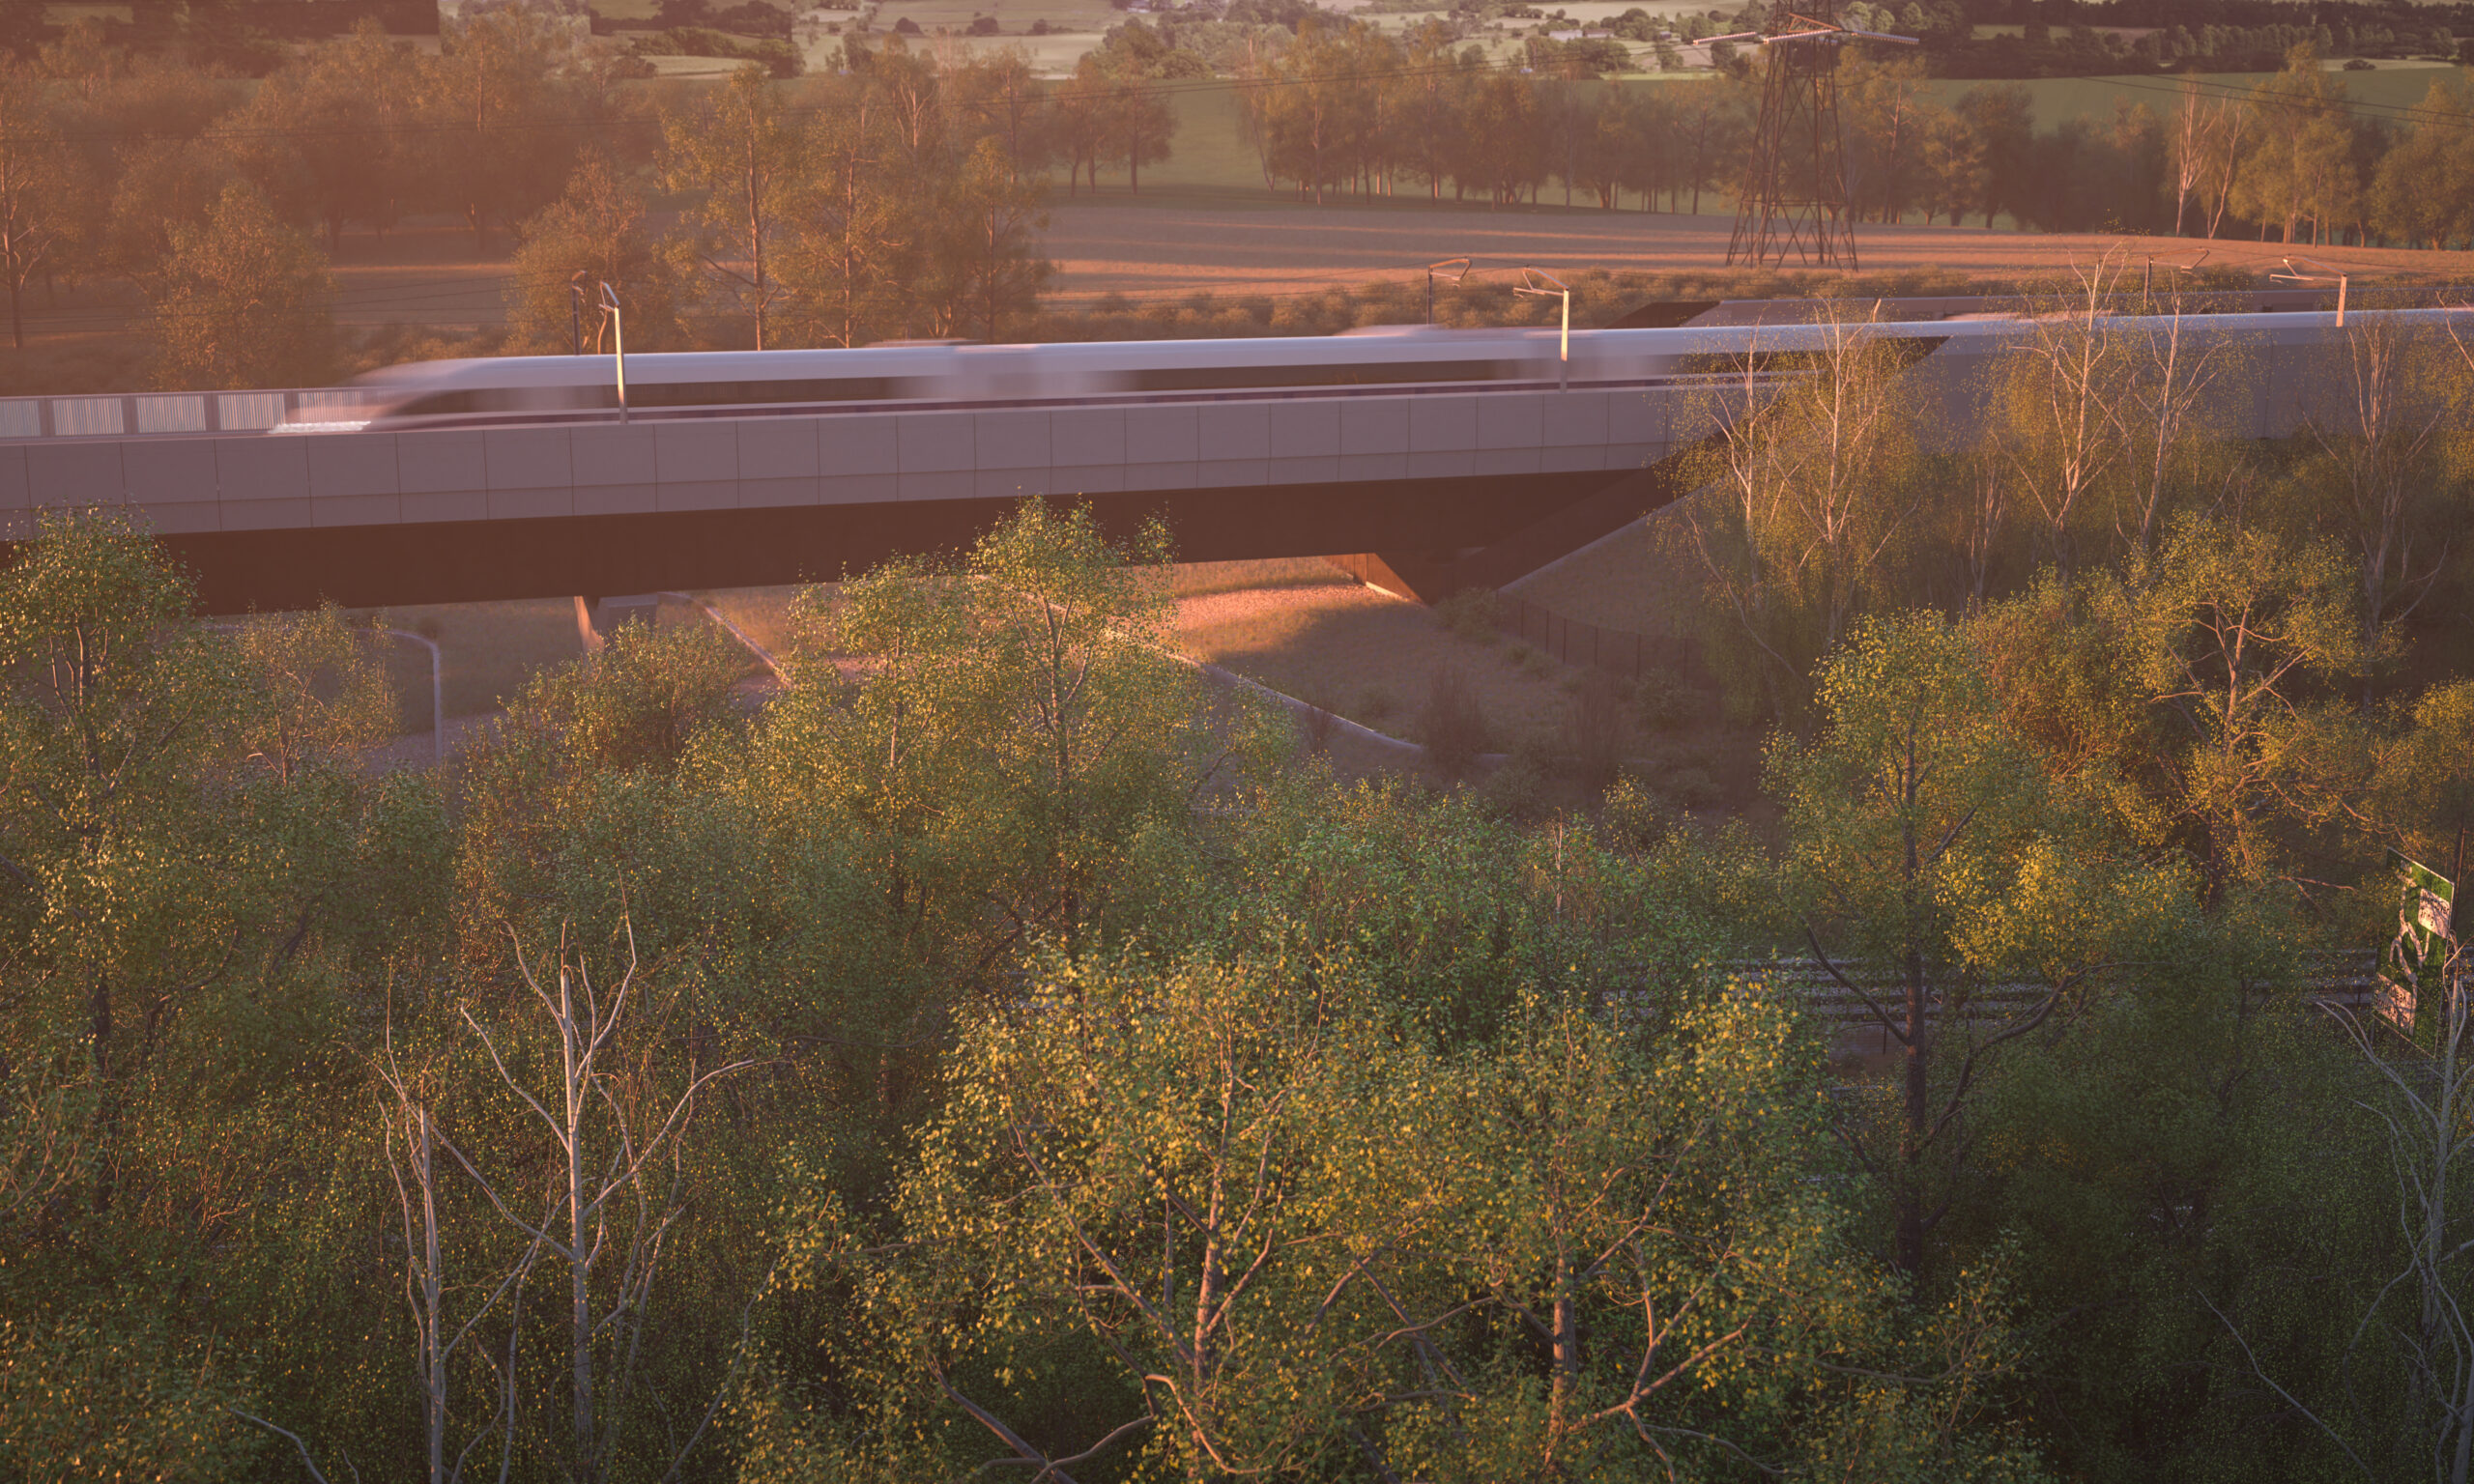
685, 564, 1614, 753
362, 598, 589, 726
1179, 582, 1596, 748
872, 0, 1124, 33
1035, 197, 2474, 301
1501, 513, 1703, 637
349, 559, 1588, 754
341, 567, 1779, 827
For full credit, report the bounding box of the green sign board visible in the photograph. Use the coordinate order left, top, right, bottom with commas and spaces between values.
2377, 850, 2458, 1050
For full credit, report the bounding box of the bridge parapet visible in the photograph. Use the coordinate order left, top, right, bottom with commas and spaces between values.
0, 385, 1681, 546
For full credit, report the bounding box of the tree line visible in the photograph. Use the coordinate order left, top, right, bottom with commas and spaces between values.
1224, 24, 2474, 252
1919, 0, 2474, 76
7, 9, 2474, 394
4, 291, 2474, 1478
0, 13, 1058, 385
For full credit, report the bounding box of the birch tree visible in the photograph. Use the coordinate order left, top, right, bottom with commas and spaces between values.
1679, 315, 1925, 723
374, 1024, 541, 1484
752, 946, 2050, 1480
448, 926, 752, 1484
148, 181, 335, 390
661, 64, 799, 350
1995, 258, 2135, 584
2113, 299, 2238, 561
1778, 614, 2181, 1275
2106, 512, 2381, 894
2293, 316, 2471, 690
779, 92, 908, 349
0, 63, 83, 351
914, 136, 1051, 343
506, 152, 683, 356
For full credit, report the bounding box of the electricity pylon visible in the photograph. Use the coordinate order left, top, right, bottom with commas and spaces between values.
1710, 9, 1916, 271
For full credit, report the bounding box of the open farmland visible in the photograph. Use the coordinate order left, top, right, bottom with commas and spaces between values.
11, 195, 2465, 397
1036, 198, 2474, 301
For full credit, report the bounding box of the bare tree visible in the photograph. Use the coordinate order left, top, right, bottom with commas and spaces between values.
2331, 939, 2474, 1484
2300, 316, 2468, 699
374, 1013, 542, 1484
0, 64, 83, 351
2170, 78, 2225, 239
1954, 442, 2010, 614
661, 66, 799, 350
1680, 312, 1922, 721
1999, 256, 2135, 584
2115, 296, 2232, 561
448, 925, 753, 1484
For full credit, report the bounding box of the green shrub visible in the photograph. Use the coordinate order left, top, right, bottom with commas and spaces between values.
1633, 665, 1689, 731
1417, 664, 1489, 775
1434, 586, 1502, 643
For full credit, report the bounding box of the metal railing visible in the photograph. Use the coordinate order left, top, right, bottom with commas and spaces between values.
1631, 952, 2385, 1032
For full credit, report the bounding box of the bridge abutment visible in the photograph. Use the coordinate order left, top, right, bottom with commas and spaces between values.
574, 594, 660, 652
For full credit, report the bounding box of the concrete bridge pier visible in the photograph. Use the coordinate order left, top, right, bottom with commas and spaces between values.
574, 593, 661, 652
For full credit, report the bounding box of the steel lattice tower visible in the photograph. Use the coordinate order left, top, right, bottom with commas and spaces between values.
1724, 13, 1867, 271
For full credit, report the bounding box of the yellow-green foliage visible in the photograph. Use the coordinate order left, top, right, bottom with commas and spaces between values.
752, 948, 2050, 1481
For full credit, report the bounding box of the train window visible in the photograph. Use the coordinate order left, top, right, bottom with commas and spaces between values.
390, 388, 503, 417
1674, 338, 1945, 376
1128, 359, 1515, 393
631, 378, 910, 408
1671, 351, 1835, 375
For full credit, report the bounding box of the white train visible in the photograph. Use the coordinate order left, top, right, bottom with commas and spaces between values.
292, 308, 2472, 435
301, 325, 1862, 431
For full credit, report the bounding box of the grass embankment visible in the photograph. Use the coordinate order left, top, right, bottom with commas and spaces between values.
351, 547, 1734, 776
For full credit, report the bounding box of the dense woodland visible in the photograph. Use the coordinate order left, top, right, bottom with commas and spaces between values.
7, 13, 2474, 389
5, 296, 2474, 1480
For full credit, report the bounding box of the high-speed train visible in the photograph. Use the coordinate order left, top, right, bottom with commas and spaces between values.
285, 324, 1884, 432
282, 307, 2474, 435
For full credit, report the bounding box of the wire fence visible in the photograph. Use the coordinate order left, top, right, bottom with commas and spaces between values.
1497, 594, 1714, 691
1596, 952, 2391, 1042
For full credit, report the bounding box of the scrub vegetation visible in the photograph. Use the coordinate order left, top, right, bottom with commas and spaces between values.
8, 295, 2474, 1479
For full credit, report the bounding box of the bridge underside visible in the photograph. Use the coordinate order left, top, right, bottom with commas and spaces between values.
132, 461, 1693, 615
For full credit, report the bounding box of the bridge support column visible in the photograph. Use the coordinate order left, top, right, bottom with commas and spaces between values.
1326, 553, 1464, 604
574, 593, 660, 652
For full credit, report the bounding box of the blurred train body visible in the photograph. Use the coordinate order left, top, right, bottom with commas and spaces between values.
292, 308, 2474, 438
306, 325, 1863, 432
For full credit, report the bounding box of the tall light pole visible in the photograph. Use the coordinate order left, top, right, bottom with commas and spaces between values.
599, 281, 627, 420
1515, 267, 1570, 389
2275, 255, 2349, 328
383, 628, 446, 766
1425, 257, 1472, 326
2141, 248, 2209, 301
